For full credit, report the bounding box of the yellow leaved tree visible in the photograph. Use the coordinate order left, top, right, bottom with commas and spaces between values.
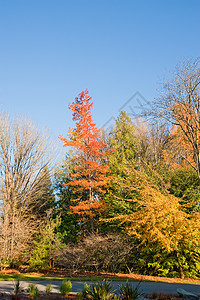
107, 164, 200, 278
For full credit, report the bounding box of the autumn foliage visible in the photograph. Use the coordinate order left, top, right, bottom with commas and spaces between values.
56, 60, 200, 278
59, 90, 110, 226
1, 59, 200, 279
163, 101, 198, 170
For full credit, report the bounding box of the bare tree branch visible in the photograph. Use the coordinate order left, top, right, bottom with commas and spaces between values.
0, 114, 57, 263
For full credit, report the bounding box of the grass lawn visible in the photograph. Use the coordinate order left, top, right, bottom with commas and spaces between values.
0, 270, 200, 285
0, 273, 142, 282
0, 273, 119, 282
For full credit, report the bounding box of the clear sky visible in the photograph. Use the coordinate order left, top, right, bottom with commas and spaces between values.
0, 0, 199, 143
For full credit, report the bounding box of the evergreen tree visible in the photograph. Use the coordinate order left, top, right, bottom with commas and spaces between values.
105, 111, 139, 223
169, 165, 200, 213
29, 216, 64, 269
109, 110, 138, 171
54, 153, 81, 243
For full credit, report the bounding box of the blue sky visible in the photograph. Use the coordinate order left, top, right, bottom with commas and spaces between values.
0, 0, 199, 144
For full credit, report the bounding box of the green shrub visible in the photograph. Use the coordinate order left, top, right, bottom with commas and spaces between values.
118, 281, 143, 300
76, 283, 91, 299
28, 283, 40, 299
59, 280, 72, 296
10, 278, 22, 300
75, 293, 82, 300
29, 217, 64, 270
45, 283, 52, 294
13, 278, 21, 295
88, 280, 113, 300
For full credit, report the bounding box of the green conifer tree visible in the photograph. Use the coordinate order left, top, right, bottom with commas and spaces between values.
106, 111, 139, 222
54, 153, 81, 243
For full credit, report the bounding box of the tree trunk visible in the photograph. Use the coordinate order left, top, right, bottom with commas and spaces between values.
175, 251, 185, 279
90, 217, 94, 233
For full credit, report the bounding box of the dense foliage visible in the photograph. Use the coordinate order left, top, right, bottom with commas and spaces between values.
1, 60, 200, 279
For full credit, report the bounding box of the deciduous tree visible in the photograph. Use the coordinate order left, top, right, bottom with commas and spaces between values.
59, 90, 111, 232
107, 164, 200, 278
150, 58, 200, 182
0, 114, 55, 263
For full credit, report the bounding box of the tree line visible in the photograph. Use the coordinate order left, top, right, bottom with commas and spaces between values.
0, 58, 200, 279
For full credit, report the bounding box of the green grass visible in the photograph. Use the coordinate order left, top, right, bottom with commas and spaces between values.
0, 273, 199, 285
0, 273, 131, 282
0, 273, 64, 281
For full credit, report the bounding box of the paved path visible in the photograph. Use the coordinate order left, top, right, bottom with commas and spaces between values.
0, 280, 199, 296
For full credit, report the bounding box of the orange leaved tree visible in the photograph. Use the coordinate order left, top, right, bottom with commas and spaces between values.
59, 89, 110, 232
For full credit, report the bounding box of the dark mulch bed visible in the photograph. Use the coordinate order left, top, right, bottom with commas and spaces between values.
0, 293, 77, 299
